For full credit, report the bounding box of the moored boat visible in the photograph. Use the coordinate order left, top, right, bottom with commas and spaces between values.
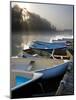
11, 57, 70, 98
11, 41, 72, 98
11, 57, 69, 83
22, 41, 72, 60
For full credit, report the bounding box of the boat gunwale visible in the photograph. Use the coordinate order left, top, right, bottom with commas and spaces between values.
11, 57, 70, 72
11, 72, 43, 91
33, 60, 69, 72
11, 60, 69, 91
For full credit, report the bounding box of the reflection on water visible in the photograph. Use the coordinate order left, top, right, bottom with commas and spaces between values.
11, 31, 73, 56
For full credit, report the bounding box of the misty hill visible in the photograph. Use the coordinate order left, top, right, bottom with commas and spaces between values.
11, 5, 56, 32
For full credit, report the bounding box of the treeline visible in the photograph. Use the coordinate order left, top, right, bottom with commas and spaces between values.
11, 5, 56, 32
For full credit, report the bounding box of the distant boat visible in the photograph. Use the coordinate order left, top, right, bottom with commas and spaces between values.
22, 41, 71, 60
52, 38, 73, 46
30, 41, 66, 51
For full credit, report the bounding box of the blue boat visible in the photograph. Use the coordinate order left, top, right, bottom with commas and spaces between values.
23, 41, 71, 60
11, 57, 70, 98
30, 41, 66, 51
36, 61, 69, 79
11, 57, 69, 84
11, 41, 72, 98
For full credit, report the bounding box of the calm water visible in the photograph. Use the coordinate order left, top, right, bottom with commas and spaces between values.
11, 31, 73, 56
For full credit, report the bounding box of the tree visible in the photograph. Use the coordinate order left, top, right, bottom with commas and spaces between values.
11, 5, 56, 32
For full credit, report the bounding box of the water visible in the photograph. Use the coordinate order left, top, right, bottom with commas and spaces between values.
16, 76, 30, 86
11, 31, 73, 56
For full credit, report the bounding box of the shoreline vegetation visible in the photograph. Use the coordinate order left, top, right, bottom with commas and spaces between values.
11, 5, 57, 32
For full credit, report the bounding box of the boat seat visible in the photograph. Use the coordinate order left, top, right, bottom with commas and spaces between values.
54, 55, 70, 60
11, 61, 35, 71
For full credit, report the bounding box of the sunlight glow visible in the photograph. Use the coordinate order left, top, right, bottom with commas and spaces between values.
21, 8, 30, 21
11, 2, 73, 30
55, 35, 73, 40
21, 42, 31, 50
23, 44, 29, 50
12, 2, 31, 11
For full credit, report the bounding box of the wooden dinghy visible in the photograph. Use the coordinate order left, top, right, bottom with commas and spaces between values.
11, 57, 70, 98
11, 57, 69, 80
21, 41, 72, 60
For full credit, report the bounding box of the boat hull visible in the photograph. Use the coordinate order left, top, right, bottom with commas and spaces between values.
11, 61, 69, 98
36, 62, 69, 79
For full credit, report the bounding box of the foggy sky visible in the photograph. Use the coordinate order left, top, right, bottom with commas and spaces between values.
11, 2, 73, 30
